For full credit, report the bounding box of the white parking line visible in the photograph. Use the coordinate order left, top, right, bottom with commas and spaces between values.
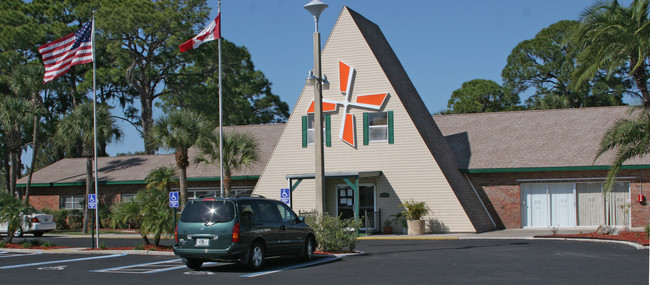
0, 251, 42, 258
240, 256, 341, 278
0, 254, 126, 269
92, 259, 217, 274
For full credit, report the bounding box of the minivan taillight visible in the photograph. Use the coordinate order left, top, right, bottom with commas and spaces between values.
232, 223, 240, 243
174, 224, 178, 243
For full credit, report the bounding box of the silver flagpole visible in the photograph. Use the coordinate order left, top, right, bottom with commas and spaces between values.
91, 11, 100, 248
218, 0, 224, 197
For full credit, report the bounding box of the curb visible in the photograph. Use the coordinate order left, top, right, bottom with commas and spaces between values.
0, 247, 174, 256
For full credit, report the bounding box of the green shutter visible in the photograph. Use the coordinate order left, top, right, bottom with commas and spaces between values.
388, 111, 394, 144
325, 114, 331, 147
302, 116, 308, 148
363, 113, 369, 146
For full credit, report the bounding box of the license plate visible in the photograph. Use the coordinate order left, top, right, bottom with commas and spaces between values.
195, 238, 209, 247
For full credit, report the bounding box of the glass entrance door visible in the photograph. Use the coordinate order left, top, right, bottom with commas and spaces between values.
337, 184, 376, 230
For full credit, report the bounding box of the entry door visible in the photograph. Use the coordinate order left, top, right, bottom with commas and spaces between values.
550, 183, 575, 227
522, 184, 549, 227
336, 184, 376, 229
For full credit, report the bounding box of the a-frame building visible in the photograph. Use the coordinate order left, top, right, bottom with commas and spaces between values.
254, 6, 495, 233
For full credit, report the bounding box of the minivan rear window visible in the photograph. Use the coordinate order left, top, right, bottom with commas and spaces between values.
180, 201, 235, 223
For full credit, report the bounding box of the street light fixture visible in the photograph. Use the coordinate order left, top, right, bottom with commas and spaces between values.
305, 0, 327, 214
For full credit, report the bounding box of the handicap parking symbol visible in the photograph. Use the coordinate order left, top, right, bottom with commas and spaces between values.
169, 191, 179, 208
88, 194, 97, 209
280, 188, 290, 206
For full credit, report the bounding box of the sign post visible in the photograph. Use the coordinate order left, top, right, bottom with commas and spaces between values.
169, 191, 179, 236
88, 194, 97, 249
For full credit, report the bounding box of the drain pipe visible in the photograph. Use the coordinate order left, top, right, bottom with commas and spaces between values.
464, 173, 496, 229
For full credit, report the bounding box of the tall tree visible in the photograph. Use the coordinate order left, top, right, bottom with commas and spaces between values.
0, 96, 38, 197
163, 39, 290, 125
446, 79, 518, 114
55, 103, 121, 233
503, 20, 629, 109
96, 0, 210, 154
151, 109, 214, 208
9, 64, 45, 205
571, 0, 650, 106
196, 131, 259, 196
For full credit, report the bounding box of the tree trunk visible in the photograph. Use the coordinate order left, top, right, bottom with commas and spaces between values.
24, 115, 39, 205
83, 157, 92, 233
9, 151, 18, 197
630, 54, 649, 106
3, 151, 10, 194
224, 171, 232, 196
179, 166, 188, 208
141, 96, 155, 154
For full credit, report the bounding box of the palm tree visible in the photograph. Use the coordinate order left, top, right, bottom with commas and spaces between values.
196, 131, 259, 196
0, 96, 38, 198
110, 198, 149, 244
9, 64, 45, 205
145, 166, 178, 192
570, 0, 650, 106
55, 103, 121, 233
0, 192, 30, 243
151, 109, 214, 208
596, 109, 650, 192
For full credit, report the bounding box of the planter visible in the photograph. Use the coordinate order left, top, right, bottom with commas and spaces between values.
407, 219, 425, 235
383, 226, 393, 234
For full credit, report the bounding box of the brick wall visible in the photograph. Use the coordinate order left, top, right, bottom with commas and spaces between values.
467, 169, 650, 229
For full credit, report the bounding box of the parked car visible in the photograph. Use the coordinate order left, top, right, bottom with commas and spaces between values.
173, 195, 316, 271
0, 209, 56, 237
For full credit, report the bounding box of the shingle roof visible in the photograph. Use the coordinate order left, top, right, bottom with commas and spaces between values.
434, 106, 649, 170
17, 123, 285, 185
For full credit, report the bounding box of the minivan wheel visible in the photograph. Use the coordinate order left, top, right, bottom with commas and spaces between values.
182, 258, 203, 270
248, 242, 265, 271
302, 237, 314, 261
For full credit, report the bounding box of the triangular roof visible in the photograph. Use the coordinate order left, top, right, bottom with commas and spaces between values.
255, 6, 495, 232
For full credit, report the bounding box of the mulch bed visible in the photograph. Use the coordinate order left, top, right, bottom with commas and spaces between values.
539, 231, 649, 246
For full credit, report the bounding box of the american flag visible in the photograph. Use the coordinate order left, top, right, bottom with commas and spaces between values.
39, 20, 93, 83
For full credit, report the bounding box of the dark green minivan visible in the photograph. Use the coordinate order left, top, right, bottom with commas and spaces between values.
173, 196, 317, 270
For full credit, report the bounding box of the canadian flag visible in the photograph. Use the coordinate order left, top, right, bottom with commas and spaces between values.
180, 13, 221, 53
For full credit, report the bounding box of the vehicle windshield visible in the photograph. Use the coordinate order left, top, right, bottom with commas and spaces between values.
180, 200, 234, 224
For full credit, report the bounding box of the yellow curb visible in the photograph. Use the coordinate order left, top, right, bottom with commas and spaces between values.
358, 236, 459, 240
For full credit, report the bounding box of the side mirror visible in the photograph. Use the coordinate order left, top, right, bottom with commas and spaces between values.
298, 216, 305, 223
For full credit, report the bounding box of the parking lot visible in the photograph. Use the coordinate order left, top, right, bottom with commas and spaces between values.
0, 238, 647, 284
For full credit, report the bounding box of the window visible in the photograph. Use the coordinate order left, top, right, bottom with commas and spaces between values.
363, 111, 394, 145
121, 194, 136, 202
276, 202, 298, 223
60, 195, 84, 210
302, 114, 331, 147
179, 201, 234, 223
257, 201, 282, 222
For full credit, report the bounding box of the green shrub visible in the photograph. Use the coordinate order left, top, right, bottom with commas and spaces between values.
134, 244, 145, 250
98, 242, 107, 249
29, 239, 42, 246
21, 241, 32, 248
0, 241, 6, 248
400, 199, 430, 220
67, 209, 84, 230
305, 212, 361, 253
42, 241, 56, 247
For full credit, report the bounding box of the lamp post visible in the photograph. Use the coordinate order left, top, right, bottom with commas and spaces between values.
304, 0, 327, 214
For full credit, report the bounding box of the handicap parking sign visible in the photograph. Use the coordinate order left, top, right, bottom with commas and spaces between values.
280, 188, 290, 206
169, 191, 179, 208
88, 194, 97, 209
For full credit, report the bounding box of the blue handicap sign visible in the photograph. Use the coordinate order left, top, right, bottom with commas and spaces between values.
88, 194, 97, 209
280, 188, 290, 206
169, 191, 179, 208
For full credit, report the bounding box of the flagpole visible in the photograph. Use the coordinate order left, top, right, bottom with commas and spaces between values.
91, 11, 100, 248
218, 0, 224, 197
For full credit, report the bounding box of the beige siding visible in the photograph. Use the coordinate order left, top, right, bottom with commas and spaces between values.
255, 8, 475, 232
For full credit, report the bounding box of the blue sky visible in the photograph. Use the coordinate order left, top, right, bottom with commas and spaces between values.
105, 0, 616, 156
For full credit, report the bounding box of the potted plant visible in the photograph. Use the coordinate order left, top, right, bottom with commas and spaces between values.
383, 218, 393, 234
400, 199, 430, 235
